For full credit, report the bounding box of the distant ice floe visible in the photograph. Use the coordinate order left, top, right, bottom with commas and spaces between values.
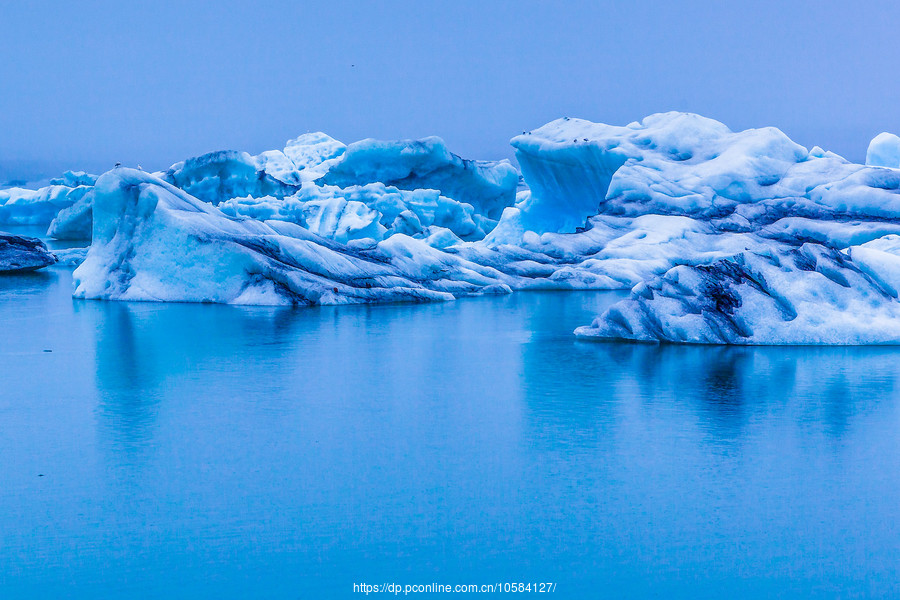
0, 185, 92, 227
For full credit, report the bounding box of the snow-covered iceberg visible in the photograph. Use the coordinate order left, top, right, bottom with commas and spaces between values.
0, 232, 57, 273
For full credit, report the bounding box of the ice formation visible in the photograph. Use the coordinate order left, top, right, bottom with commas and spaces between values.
319, 137, 519, 219
160, 150, 301, 204
866, 132, 900, 169
522, 113, 900, 344
0, 232, 57, 273
47, 191, 94, 240
14, 110, 900, 344
574, 242, 900, 344
49, 170, 97, 188
72, 169, 512, 304
19, 132, 512, 249
52, 247, 89, 267
219, 183, 495, 246
283, 132, 347, 181
0, 185, 91, 226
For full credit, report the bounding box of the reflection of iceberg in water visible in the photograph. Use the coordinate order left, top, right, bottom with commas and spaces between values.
521, 325, 899, 445
84, 300, 314, 457
94, 303, 160, 447
82, 294, 529, 464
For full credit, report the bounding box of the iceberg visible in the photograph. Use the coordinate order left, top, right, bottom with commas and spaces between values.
283, 132, 347, 181
52, 247, 89, 267
35, 132, 508, 247
72, 169, 513, 305
320, 136, 519, 219
47, 190, 94, 240
219, 182, 494, 245
160, 150, 301, 205
0, 185, 91, 226
574, 241, 900, 345
159, 132, 350, 204
0, 232, 57, 273
505, 112, 811, 237
28, 109, 900, 345
514, 112, 900, 344
41, 135, 342, 239
866, 132, 900, 169
49, 170, 98, 188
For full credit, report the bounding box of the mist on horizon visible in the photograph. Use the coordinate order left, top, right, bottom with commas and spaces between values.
2, 0, 899, 179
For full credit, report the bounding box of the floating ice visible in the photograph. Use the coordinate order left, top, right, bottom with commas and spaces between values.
575, 240, 900, 344
72, 169, 513, 305
283, 132, 347, 181
24, 110, 900, 345
47, 190, 94, 240
219, 182, 494, 245
505, 112, 810, 237
52, 247, 89, 267
49, 170, 98, 188
0, 232, 57, 273
320, 136, 519, 219
866, 132, 900, 169
21, 132, 512, 247
525, 112, 900, 344
0, 185, 92, 226
160, 150, 301, 205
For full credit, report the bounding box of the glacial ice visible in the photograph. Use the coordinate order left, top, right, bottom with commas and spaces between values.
319, 136, 519, 219
162, 132, 349, 201
866, 132, 900, 169
49, 170, 98, 188
283, 132, 347, 181
527, 112, 900, 344
574, 242, 900, 345
13, 132, 509, 248
0, 232, 57, 273
218, 183, 495, 245
0, 185, 92, 226
52, 247, 89, 267
47, 191, 94, 240
14, 110, 900, 344
72, 169, 513, 304
160, 150, 301, 205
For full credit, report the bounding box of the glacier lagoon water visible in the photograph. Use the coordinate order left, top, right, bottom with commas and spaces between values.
2, 266, 900, 598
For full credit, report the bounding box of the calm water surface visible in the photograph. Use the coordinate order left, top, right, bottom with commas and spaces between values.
1, 254, 899, 598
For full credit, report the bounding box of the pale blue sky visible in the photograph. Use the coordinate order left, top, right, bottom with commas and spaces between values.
1, 0, 899, 175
